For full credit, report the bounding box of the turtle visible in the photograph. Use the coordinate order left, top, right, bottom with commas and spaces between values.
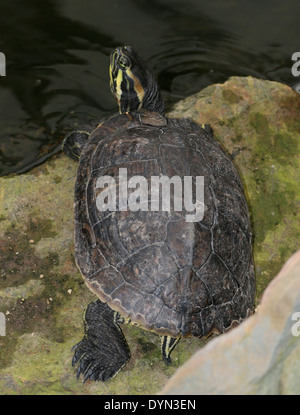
63, 46, 255, 382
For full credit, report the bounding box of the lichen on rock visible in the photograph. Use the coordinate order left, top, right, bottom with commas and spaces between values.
1, 76, 300, 394
161, 248, 300, 395
168, 76, 300, 299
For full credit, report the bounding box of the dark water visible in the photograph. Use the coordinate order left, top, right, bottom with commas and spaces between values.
0, 0, 299, 176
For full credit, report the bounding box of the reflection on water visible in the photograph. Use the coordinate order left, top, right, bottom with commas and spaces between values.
0, 0, 298, 175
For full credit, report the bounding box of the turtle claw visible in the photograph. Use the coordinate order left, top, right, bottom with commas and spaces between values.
72, 338, 114, 382
72, 300, 130, 382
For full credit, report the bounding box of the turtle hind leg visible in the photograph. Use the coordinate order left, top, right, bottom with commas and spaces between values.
72, 299, 130, 382
161, 335, 180, 365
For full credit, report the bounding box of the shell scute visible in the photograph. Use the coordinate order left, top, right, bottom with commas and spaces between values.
75, 112, 255, 337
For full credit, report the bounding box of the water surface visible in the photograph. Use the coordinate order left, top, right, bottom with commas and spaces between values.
0, 0, 298, 175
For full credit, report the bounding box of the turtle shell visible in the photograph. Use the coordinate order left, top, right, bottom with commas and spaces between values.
74, 111, 255, 338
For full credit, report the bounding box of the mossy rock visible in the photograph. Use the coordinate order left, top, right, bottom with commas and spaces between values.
161, 249, 300, 395
0, 76, 299, 394
0, 149, 202, 395
169, 76, 300, 299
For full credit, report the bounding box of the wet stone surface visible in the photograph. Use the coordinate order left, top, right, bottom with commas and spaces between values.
0, 76, 300, 394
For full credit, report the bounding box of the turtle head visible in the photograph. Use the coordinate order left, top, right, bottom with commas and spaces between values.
109, 46, 165, 115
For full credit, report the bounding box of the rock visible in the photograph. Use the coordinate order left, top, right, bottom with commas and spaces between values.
168, 76, 300, 298
161, 249, 300, 395
0, 279, 44, 304
0, 76, 299, 394
0, 152, 200, 395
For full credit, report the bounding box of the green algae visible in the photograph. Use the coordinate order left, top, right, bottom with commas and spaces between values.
1, 77, 300, 394
0, 154, 200, 394
222, 89, 242, 104
169, 76, 300, 303
247, 109, 300, 297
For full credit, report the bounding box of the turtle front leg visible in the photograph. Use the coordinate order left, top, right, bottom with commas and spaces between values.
161, 335, 180, 365
72, 300, 131, 382
62, 130, 90, 160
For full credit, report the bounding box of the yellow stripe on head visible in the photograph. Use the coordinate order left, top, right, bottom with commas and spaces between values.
116, 70, 124, 101
109, 45, 164, 114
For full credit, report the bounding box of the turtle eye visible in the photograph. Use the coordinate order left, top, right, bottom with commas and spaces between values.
124, 46, 133, 54
118, 55, 130, 69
